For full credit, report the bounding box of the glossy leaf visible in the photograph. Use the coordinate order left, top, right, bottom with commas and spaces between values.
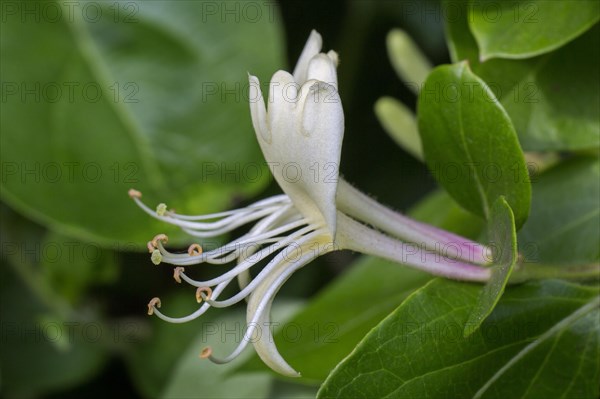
41, 232, 118, 305
468, 0, 600, 60
518, 157, 600, 265
465, 196, 517, 336
0, 261, 107, 397
0, 204, 108, 396
417, 62, 531, 228
445, 0, 600, 151
268, 381, 319, 399
0, 0, 283, 245
318, 279, 600, 399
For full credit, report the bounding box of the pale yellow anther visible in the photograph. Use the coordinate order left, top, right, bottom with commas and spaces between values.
196, 287, 212, 303
199, 346, 212, 359
187, 243, 203, 256
128, 188, 142, 199
151, 234, 169, 248
151, 249, 162, 265
147, 297, 161, 315
156, 203, 167, 216
173, 267, 185, 283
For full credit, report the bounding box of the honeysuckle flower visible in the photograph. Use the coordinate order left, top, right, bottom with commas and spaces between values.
130, 30, 492, 378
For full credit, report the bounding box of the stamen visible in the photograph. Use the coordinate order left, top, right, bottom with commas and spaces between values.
200, 347, 212, 359
179, 207, 288, 237
173, 267, 185, 283
147, 297, 161, 315
151, 249, 162, 265
128, 188, 142, 199
156, 203, 167, 216
175, 225, 317, 287
167, 195, 290, 221
151, 233, 169, 247
203, 230, 328, 308
201, 238, 331, 366
147, 241, 155, 253
150, 282, 231, 324
196, 287, 212, 303
187, 243, 203, 256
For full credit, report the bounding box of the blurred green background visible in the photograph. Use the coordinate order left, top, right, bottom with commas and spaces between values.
1, 0, 452, 397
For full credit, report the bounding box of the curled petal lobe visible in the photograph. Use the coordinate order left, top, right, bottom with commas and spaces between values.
248, 74, 270, 143
306, 53, 338, 88
292, 29, 323, 85
326, 50, 339, 66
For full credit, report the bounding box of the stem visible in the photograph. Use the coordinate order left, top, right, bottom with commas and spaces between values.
335, 212, 491, 282
509, 262, 600, 284
337, 179, 492, 265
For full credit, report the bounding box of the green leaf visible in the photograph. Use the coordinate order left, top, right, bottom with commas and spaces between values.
239, 257, 431, 384
417, 62, 531, 228
0, 261, 107, 397
0, 204, 109, 396
41, 232, 118, 305
465, 197, 517, 336
474, 296, 600, 399
0, 0, 284, 245
318, 279, 600, 399
374, 97, 423, 160
518, 156, 600, 264
490, 27, 600, 151
445, 1, 600, 151
268, 380, 319, 399
468, 0, 600, 60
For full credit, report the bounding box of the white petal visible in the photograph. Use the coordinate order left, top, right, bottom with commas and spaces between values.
252, 31, 343, 236
248, 74, 270, 143
246, 237, 332, 377
326, 50, 339, 66
292, 30, 322, 85
267, 70, 298, 137
246, 259, 301, 377
297, 80, 344, 235
306, 53, 338, 88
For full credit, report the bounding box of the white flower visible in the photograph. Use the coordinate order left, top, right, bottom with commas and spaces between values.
130, 30, 492, 378
248, 32, 342, 237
